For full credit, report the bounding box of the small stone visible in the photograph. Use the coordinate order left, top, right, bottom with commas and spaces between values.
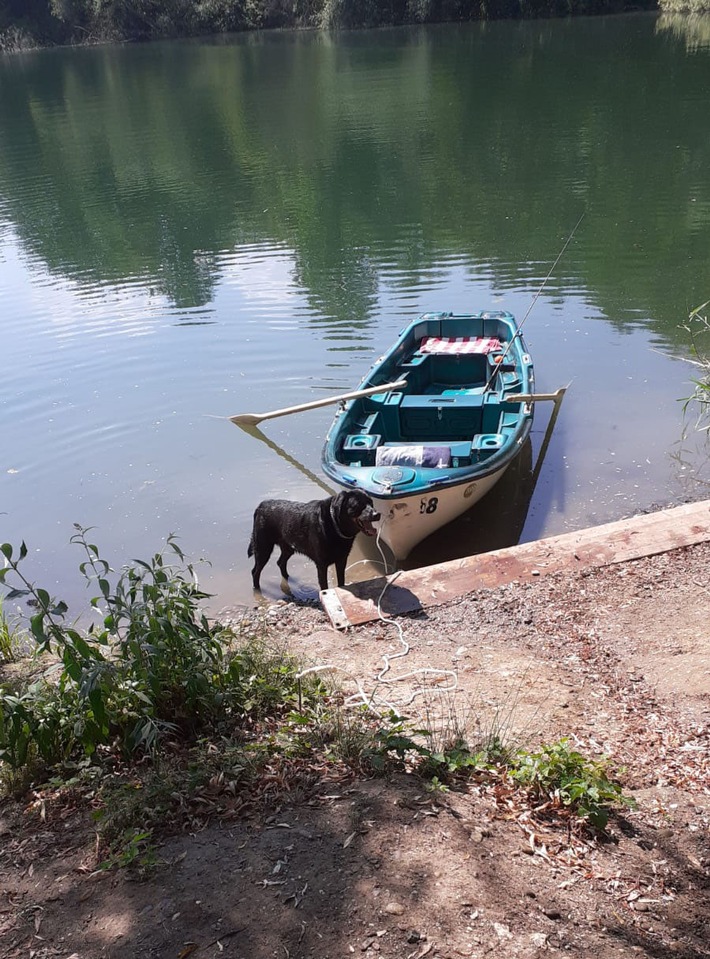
385, 902, 405, 916
493, 922, 513, 940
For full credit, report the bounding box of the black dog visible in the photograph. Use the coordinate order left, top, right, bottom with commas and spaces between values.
248, 490, 380, 592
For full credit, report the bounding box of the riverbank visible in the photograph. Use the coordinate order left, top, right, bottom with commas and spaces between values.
1, 533, 708, 958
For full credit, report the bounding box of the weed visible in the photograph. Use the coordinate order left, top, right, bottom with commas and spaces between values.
301, 702, 382, 769
509, 737, 634, 831
681, 300, 710, 432
0, 598, 16, 663
98, 828, 157, 872
361, 712, 426, 773
426, 775, 450, 793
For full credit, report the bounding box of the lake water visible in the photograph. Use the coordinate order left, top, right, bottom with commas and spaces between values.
1, 13, 710, 609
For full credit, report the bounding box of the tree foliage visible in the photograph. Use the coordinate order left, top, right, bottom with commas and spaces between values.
1, 0, 657, 49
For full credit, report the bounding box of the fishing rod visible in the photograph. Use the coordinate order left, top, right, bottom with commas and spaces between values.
485, 210, 586, 391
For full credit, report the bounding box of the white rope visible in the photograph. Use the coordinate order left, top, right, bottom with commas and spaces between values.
297, 515, 458, 715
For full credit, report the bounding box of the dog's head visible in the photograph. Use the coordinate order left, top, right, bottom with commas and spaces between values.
334, 490, 380, 537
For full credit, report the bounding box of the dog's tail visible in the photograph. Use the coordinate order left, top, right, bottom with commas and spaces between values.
247, 534, 254, 558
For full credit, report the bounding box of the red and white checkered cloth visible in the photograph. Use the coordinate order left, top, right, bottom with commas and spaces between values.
420, 336, 501, 355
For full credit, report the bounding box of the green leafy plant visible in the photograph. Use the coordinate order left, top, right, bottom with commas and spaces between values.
509, 738, 633, 830
682, 300, 710, 432
0, 529, 331, 771
361, 712, 428, 773
97, 827, 157, 872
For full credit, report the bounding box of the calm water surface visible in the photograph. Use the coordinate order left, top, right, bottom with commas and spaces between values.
1, 14, 710, 608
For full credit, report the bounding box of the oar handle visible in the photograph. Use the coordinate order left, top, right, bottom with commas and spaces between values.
230, 379, 408, 427
503, 388, 567, 403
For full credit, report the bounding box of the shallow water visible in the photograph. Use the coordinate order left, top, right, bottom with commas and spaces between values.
1, 14, 710, 610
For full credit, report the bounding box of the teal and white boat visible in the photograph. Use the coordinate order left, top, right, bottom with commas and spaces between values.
322, 311, 538, 560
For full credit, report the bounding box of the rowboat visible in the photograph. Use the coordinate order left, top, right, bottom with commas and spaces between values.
321, 311, 537, 560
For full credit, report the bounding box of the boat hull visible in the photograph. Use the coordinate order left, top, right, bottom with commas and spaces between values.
370, 460, 512, 560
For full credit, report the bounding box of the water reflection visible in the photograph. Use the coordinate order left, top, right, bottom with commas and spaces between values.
657, 13, 710, 52
1, 19, 709, 343
233, 422, 335, 498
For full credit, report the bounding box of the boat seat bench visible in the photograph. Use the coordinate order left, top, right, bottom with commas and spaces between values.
400, 392, 488, 440
353, 390, 525, 455
398, 351, 490, 389
339, 434, 506, 468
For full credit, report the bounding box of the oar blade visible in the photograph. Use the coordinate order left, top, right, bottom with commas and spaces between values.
230, 413, 262, 426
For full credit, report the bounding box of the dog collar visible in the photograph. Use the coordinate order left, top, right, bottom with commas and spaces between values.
330, 502, 355, 541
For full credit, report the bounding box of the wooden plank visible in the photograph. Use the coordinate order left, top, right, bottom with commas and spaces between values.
321, 499, 710, 628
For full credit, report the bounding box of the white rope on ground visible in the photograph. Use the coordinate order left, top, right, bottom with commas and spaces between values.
296, 517, 458, 715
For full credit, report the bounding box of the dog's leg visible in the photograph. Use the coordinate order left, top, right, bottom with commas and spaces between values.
251, 542, 274, 591
277, 545, 294, 581
316, 565, 330, 591
334, 558, 347, 589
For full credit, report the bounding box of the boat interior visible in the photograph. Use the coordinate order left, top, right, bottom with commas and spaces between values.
336, 313, 531, 471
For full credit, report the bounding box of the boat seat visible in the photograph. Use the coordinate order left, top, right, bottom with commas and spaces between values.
487, 350, 514, 372
401, 393, 485, 409
399, 393, 484, 440
363, 390, 403, 433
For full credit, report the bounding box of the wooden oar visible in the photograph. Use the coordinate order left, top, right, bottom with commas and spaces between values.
230, 379, 407, 427
502, 387, 568, 404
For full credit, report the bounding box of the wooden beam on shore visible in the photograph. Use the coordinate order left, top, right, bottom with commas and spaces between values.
320, 499, 710, 629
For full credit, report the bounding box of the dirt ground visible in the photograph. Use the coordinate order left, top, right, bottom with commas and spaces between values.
1, 542, 709, 959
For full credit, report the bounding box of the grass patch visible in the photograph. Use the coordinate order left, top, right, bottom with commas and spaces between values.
0, 597, 19, 664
